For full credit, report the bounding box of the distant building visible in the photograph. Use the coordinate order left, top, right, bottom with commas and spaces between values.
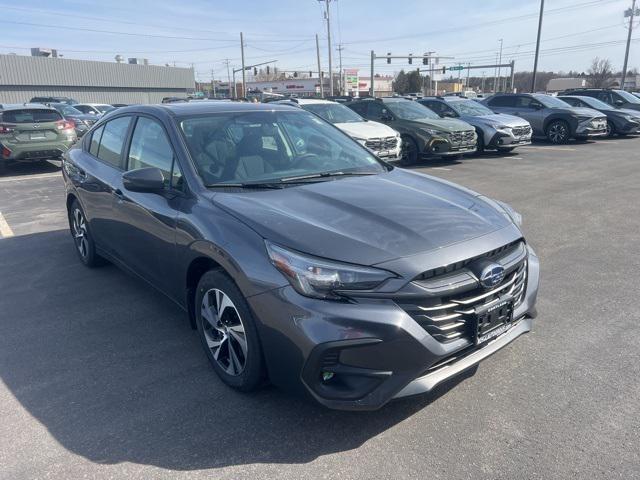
546, 77, 588, 92
0, 53, 195, 104
245, 77, 330, 97
613, 75, 640, 90
358, 75, 394, 97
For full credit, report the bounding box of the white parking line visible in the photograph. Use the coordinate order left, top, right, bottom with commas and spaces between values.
0, 212, 14, 238
510, 157, 524, 160
518, 146, 577, 152
0, 172, 61, 183
432, 167, 451, 171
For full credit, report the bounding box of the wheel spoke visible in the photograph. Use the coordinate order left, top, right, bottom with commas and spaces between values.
228, 325, 248, 357
228, 341, 241, 374
216, 290, 233, 316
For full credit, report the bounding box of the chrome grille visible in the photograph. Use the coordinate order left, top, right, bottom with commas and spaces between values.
512, 125, 531, 137
590, 118, 606, 129
398, 242, 528, 343
449, 130, 476, 149
365, 136, 398, 151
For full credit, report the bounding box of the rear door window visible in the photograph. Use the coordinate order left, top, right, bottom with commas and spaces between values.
96, 116, 132, 168
488, 96, 516, 107
1, 109, 62, 123
89, 125, 104, 156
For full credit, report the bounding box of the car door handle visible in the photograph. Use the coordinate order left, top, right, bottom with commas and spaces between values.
113, 188, 125, 200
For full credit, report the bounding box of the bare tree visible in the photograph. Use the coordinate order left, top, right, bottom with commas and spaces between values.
588, 57, 614, 88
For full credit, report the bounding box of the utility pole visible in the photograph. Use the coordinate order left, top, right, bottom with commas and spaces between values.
224, 59, 232, 99
497, 39, 503, 92
316, 34, 324, 97
510, 60, 515, 93
337, 43, 344, 95
531, 0, 545, 92
211, 69, 215, 98
466, 62, 471, 88
622, 0, 639, 90
240, 32, 246, 98
370, 50, 375, 97
493, 53, 499, 93
318, 0, 334, 96
481, 72, 486, 92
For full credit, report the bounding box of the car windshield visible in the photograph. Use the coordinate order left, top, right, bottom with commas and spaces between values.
448, 100, 493, 116
1, 109, 62, 123
179, 110, 387, 186
302, 103, 364, 124
616, 90, 640, 103
534, 95, 571, 109
56, 105, 84, 116
95, 105, 116, 113
572, 97, 611, 110
384, 100, 440, 120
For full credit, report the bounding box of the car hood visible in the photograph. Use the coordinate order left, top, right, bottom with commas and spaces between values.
616, 108, 640, 118
335, 120, 398, 139
67, 114, 97, 122
212, 168, 511, 265
565, 106, 604, 118
401, 117, 473, 132
464, 113, 530, 128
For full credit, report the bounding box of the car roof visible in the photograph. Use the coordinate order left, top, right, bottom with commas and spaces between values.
111, 101, 305, 117
295, 99, 336, 105
0, 103, 56, 112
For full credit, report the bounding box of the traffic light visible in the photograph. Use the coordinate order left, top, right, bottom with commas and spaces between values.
442, 66, 446, 74
309, 71, 313, 77
253, 67, 257, 75
266, 66, 270, 74
293, 71, 298, 77
422, 54, 429, 65
408, 54, 413, 65
387, 52, 391, 64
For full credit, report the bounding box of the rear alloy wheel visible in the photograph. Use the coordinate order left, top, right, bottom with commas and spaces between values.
68, 200, 105, 267
196, 270, 264, 391
546, 120, 570, 144
400, 136, 419, 166
605, 120, 615, 138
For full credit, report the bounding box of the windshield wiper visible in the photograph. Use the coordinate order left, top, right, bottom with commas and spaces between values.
281, 171, 379, 182
206, 182, 285, 189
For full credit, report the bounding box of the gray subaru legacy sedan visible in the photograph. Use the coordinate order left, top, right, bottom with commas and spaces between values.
62, 101, 539, 410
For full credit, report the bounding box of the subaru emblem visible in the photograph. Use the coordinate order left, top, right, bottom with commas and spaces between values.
479, 263, 505, 288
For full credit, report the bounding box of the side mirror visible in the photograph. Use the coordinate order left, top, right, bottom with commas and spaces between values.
122, 167, 166, 193
532, 103, 543, 110
614, 99, 624, 106
380, 114, 393, 122
442, 111, 457, 118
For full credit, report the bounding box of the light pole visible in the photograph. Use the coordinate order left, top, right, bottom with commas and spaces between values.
240, 32, 246, 98
531, 0, 545, 92
318, 0, 334, 96
497, 39, 503, 92
621, 0, 639, 90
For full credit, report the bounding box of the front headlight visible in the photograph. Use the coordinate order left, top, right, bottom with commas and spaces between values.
623, 114, 637, 122
421, 128, 447, 136
490, 124, 510, 130
266, 241, 395, 299
495, 200, 523, 227
575, 115, 592, 122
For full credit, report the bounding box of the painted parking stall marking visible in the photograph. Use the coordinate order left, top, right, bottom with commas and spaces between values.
0, 212, 14, 238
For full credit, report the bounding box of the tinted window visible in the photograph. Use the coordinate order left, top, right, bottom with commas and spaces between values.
488, 96, 516, 107
347, 102, 368, 115
1, 109, 62, 123
302, 103, 363, 124
127, 117, 174, 185
384, 100, 440, 120
89, 125, 104, 156
96, 117, 131, 168
595, 91, 612, 104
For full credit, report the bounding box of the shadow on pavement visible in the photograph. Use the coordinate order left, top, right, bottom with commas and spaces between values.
0, 229, 473, 471
0, 160, 61, 178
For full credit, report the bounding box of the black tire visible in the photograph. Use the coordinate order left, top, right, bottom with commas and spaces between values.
475, 130, 485, 153
67, 199, 106, 268
545, 120, 570, 144
195, 270, 265, 392
0, 161, 6, 175
497, 147, 516, 153
400, 135, 419, 166
605, 120, 616, 138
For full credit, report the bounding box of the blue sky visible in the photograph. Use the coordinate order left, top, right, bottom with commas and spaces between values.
0, 0, 634, 82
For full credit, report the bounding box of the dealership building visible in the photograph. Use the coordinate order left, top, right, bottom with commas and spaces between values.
0, 53, 195, 104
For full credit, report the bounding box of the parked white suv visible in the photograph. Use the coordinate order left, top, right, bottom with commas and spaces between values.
290, 99, 402, 160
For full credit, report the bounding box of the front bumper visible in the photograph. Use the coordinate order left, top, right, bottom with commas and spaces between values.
488, 128, 532, 148
617, 120, 640, 134
249, 245, 540, 410
426, 135, 477, 157
575, 119, 607, 138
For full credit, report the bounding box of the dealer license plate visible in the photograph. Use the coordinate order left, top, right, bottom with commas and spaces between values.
473, 295, 514, 345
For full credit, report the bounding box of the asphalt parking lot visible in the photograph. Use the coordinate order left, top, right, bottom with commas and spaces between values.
1, 139, 639, 480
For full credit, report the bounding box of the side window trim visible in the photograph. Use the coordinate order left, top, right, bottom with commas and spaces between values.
93, 115, 134, 171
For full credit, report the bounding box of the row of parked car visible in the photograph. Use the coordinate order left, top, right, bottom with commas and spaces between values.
0, 97, 127, 173
270, 87, 640, 166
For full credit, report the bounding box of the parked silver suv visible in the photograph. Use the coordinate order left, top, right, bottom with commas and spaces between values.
483, 93, 607, 143
419, 97, 532, 153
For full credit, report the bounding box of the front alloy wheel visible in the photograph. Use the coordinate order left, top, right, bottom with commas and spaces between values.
200, 288, 248, 376
71, 207, 89, 260
546, 120, 570, 144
